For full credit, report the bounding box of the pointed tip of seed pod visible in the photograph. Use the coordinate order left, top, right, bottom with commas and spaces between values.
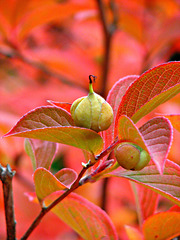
89, 75, 97, 84
89, 75, 97, 94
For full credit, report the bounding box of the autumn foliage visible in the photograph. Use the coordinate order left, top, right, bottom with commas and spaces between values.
0, 0, 180, 240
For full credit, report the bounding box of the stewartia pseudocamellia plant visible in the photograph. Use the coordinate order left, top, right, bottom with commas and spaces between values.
4, 61, 180, 240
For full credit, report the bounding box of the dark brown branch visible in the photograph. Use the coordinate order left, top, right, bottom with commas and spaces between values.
0, 164, 16, 240
101, 177, 110, 211
96, 0, 118, 97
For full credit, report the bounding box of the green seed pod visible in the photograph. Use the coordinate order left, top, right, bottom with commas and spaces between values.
70, 75, 114, 132
114, 142, 151, 171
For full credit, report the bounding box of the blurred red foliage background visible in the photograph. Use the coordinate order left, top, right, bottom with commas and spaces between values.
0, 0, 179, 239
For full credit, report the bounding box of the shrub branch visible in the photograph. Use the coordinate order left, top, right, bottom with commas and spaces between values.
0, 164, 16, 240
20, 139, 120, 240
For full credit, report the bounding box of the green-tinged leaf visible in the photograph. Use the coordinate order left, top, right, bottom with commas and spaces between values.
104, 160, 180, 206
24, 138, 57, 170
4, 106, 103, 154
44, 191, 118, 240
47, 100, 71, 113
103, 75, 138, 149
24, 138, 36, 170
143, 211, 180, 240
117, 116, 172, 173
5, 106, 74, 133
117, 115, 148, 150
115, 62, 180, 125
163, 114, 180, 132
9, 127, 103, 154
55, 168, 77, 188
34, 167, 77, 202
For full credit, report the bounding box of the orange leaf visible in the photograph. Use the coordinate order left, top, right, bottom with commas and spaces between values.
45, 191, 118, 240
143, 211, 180, 240
163, 114, 180, 132
34, 167, 68, 202
47, 100, 71, 114
17, 3, 94, 40
125, 225, 143, 240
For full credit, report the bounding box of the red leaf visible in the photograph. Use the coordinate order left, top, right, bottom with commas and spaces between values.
138, 186, 158, 221
106, 160, 180, 206
103, 75, 138, 150
115, 62, 180, 128
5, 106, 74, 136
47, 100, 71, 114
131, 183, 159, 224
139, 116, 173, 173
4, 106, 103, 154
117, 116, 172, 173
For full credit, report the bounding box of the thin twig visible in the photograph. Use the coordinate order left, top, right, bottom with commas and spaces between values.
96, 0, 118, 97
20, 163, 92, 240
95, 138, 120, 161
20, 138, 119, 240
96, 0, 118, 211
0, 49, 89, 93
0, 164, 16, 240
101, 177, 110, 211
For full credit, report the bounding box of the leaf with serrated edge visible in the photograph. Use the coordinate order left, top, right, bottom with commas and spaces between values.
143, 211, 180, 240
47, 100, 71, 114
25, 139, 57, 171
4, 106, 103, 154
115, 62, 180, 126
103, 75, 138, 149
44, 191, 118, 240
163, 114, 180, 132
104, 160, 180, 206
118, 116, 172, 173
34, 167, 70, 202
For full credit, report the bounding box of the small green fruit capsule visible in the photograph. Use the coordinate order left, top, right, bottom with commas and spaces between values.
70, 75, 114, 132
114, 142, 151, 171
